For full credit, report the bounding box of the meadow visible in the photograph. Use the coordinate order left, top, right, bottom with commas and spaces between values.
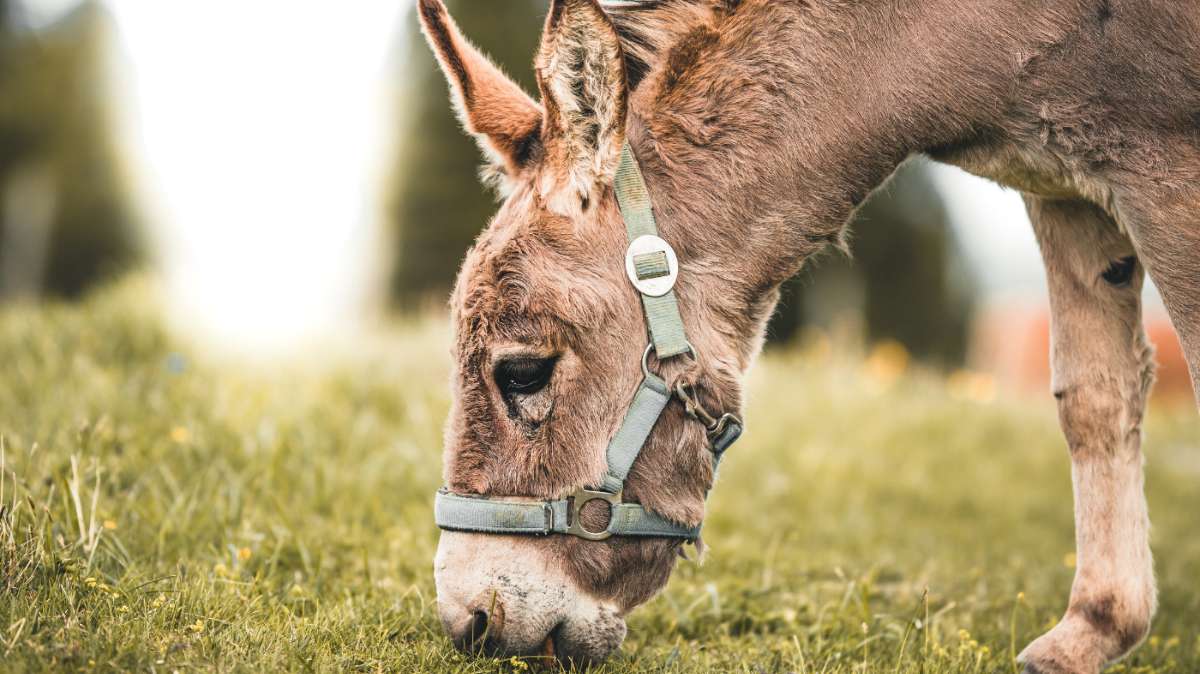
2, 281, 1198, 673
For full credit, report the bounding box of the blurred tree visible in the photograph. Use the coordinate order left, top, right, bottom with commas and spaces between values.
389, 6, 974, 363
769, 159, 974, 365
0, 1, 139, 300
0, 0, 38, 175
389, 0, 545, 308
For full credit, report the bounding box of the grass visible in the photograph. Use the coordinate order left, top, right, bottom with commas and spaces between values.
1, 280, 1198, 673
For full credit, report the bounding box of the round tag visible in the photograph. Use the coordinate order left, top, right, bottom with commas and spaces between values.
624, 235, 679, 297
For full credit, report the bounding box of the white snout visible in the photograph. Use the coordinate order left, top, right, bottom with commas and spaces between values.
434, 531, 627, 663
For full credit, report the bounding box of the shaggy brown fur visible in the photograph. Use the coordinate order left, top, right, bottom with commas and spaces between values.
419, 0, 1199, 669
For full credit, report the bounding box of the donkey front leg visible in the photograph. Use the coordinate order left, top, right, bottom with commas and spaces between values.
1017, 198, 1157, 674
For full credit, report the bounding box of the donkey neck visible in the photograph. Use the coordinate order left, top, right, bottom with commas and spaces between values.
612, 0, 1090, 289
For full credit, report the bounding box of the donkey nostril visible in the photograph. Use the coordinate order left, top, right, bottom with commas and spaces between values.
444, 595, 506, 655
468, 610, 490, 647
449, 609, 492, 653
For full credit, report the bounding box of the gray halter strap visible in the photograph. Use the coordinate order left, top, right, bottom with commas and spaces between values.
434, 142, 742, 541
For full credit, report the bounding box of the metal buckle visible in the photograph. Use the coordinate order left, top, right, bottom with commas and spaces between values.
565, 488, 622, 541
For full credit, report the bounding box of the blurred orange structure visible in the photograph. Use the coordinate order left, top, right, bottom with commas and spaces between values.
972, 303, 1193, 405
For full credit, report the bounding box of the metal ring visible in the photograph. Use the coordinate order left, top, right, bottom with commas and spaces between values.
641, 342, 697, 378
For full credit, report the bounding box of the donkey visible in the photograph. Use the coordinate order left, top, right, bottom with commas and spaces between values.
417, 0, 1200, 670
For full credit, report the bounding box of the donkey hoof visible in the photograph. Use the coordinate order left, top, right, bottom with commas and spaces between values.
1018, 658, 1068, 674
1017, 618, 1111, 674
1018, 646, 1083, 674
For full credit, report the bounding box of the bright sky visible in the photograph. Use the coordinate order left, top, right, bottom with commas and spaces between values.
928, 164, 1042, 296
103, 1, 404, 354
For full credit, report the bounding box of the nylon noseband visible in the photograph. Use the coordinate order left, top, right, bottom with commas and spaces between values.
434, 143, 743, 541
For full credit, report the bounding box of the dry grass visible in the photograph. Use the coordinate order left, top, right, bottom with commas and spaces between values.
2, 280, 1198, 673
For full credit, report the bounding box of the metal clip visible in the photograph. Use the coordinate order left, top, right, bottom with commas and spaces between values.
674, 382, 743, 444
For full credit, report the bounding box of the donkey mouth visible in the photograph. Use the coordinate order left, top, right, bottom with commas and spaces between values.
540, 625, 558, 660
483, 623, 568, 668
538, 621, 606, 669
529, 624, 560, 668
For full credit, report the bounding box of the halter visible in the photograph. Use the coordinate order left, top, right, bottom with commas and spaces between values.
434, 143, 743, 541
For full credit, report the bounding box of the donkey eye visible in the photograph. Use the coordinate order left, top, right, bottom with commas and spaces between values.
494, 357, 558, 397
1102, 256, 1137, 287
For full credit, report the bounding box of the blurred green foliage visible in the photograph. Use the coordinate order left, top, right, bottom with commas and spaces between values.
388, 4, 973, 362
0, 1, 139, 299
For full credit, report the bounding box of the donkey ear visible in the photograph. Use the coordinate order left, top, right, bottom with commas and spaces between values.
535, 0, 628, 204
418, 0, 543, 180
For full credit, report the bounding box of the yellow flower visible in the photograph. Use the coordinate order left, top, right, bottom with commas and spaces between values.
806, 333, 833, 362
864, 340, 909, 387
238, 547, 252, 562
190, 619, 205, 633
103, 519, 118, 530
170, 426, 190, 443
1063, 552, 1077, 569
948, 370, 997, 404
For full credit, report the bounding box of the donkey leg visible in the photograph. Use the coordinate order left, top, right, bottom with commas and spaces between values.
1118, 186, 1200, 404
1017, 198, 1157, 674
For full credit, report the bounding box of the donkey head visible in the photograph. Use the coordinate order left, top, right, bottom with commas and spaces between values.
420, 0, 755, 663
